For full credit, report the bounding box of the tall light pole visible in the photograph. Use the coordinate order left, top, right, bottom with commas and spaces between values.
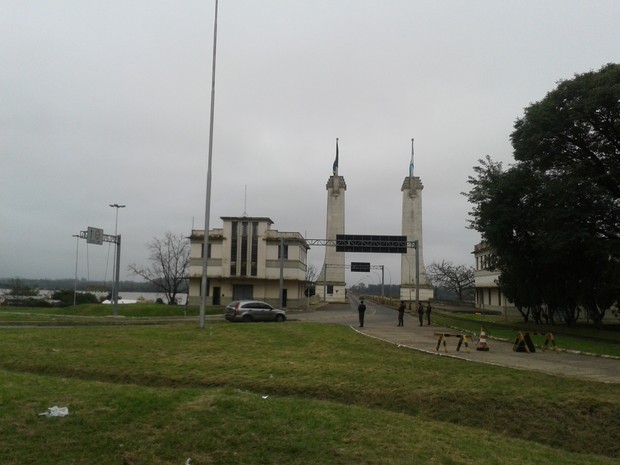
200, 0, 219, 329
401, 248, 420, 307
381, 265, 392, 303
72, 234, 80, 306
109, 204, 125, 316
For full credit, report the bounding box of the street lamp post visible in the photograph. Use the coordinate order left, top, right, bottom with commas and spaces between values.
371, 271, 383, 299
72, 234, 80, 307
403, 254, 413, 305
109, 204, 125, 316
199, 0, 219, 329
383, 266, 392, 303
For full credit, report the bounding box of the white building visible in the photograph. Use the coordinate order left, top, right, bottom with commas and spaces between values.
316, 174, 347, 303
400, 175, 434, 303
473, 241, 515, 312
188, 216, 310, 308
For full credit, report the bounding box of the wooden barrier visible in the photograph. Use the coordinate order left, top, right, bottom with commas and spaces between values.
434, 333, 471, 353
513, 332, 558, 353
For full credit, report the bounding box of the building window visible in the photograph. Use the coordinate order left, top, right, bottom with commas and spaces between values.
240, 222, 249, 276
278, 244, 289, 259
327, 285, 334, 295
201, 243, 212, 259
230, 221, 238, 275
251, 222, 258, 276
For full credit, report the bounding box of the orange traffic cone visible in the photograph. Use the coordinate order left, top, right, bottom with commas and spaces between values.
476, 328, 490, 351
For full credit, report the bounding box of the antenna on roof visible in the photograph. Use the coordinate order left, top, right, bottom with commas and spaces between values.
243, 185, 248, 217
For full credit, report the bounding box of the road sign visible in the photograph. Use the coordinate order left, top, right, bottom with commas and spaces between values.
87, 227, 104, 245
351, 262, 371, 272
336, 234, 407, 253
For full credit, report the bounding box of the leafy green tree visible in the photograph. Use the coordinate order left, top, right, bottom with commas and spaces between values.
52, 290, 99, 307
5, 278, 39, 296
466, 64, 620, 328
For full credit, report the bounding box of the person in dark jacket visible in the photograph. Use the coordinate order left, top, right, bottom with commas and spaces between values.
417, 302, 424, 326
358, 298, 367, 327
397, 301, 406, 326
425, 302, 432, 325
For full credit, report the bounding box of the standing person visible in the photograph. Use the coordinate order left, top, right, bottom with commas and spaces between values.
397, 300, 406, 326
357, 298, 366, 327
417, 302, 424, 326
425, 302, 432, 325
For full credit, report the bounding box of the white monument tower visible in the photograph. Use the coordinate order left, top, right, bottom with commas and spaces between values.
401, 139, 433, 303
318, 139, 347, 302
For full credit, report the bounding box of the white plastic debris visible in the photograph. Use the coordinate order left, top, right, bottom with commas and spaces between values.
261, 395, 269, 400
185, 459, 192, 465
39, 406, 69, 417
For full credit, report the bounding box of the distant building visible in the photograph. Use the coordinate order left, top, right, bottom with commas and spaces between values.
188, 216, 310, 308
473, 241, 515, 312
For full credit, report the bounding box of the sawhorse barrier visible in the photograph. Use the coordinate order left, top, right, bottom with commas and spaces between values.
513, 332, 558, 353
435, 333, 471, 353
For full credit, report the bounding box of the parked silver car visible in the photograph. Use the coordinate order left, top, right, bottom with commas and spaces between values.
225, 300, 287, 322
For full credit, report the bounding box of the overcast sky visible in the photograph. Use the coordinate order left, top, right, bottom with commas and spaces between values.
2, 0, 620, 287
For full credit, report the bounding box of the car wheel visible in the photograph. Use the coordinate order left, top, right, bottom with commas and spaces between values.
242, 314, 253, 322
274, 314, 286, 322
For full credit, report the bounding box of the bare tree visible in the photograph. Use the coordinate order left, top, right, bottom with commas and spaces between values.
128, 232, 190, 305
304, 264, 319, 297
306, 264, 319, 283
426, 260, 475, 301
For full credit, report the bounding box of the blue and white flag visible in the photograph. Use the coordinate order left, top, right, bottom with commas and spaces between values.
333, 138, 339, 175
409, 138, 414, 177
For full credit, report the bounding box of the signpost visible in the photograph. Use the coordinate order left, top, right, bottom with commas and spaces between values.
306, 237, 419, 305
351, 262, 371, 272
86, 227, 104, 245
78, 228, 121, 317
336, 234, 407, 254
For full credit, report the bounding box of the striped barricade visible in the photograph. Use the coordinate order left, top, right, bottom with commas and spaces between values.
513, 332, 558, 353
434, 333, 471, 353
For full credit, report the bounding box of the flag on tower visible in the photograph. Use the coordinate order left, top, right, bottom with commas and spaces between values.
333, 138, 339, 176
409, 138, 415, 178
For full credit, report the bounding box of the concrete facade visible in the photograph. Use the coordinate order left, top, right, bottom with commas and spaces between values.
400, 176, 434, 303
473, 241, 516, 312
188, 216, 309, 308
317, 175, 347, 302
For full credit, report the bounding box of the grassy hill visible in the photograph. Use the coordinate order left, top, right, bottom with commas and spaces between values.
1, 318, 619, 464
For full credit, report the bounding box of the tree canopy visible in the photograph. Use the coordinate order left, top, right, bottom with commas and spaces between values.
466, 64, 620, 327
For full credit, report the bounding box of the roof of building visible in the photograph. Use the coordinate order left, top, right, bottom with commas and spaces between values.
220, 216, 274, 224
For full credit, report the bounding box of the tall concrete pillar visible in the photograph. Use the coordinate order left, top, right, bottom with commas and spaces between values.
401, 176, 434, 303
318, 175, 347, 302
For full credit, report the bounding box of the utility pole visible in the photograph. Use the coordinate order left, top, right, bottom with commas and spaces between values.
200, 0, 219, 329
109, 204, 125, 316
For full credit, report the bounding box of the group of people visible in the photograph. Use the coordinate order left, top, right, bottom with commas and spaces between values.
400, 300, 431, 326
357, 298, 431, 328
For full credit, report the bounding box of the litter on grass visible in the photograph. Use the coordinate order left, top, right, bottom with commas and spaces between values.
39, 406, 69, 417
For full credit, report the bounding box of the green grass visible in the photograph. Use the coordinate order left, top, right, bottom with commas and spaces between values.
1, 322, 619, 464
0, 303, 223, 324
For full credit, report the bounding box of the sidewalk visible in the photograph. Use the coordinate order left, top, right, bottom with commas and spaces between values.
293, 303, 620, 384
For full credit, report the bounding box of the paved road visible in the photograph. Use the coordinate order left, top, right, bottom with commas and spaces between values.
292, 297, 620, 384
